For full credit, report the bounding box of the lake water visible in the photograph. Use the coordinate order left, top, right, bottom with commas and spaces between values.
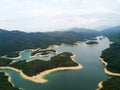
0, 37, 111, 90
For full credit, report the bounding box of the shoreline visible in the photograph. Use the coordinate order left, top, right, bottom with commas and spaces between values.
5, 72, 14, 86
4, 72, 23, 90
0, 55, 83, 83
84, 43, 98, 46
96, 81, 103, 90
0, 48, 38, 60
0, 50, 24, 60
97, 56, 120, 90
1, 42, 80, 60
99, 57, 120, 76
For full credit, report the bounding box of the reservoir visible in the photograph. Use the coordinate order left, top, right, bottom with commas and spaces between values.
0, 37, 111, 90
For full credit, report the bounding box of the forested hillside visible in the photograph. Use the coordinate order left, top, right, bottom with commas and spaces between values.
100, 26, 120, 90
0, 28, 98, 57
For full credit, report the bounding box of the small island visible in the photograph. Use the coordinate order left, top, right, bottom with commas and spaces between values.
0, 52, 82, 83
0, 72, 21, 90
86, 41, 98, 45
6, 51, 20, 58
1, 51, 22, 60
31, 49, 56, 57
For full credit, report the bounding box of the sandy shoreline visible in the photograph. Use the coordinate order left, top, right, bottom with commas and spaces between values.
1, 55, 21, 60
4, 72, 14, 86
97, 57, 120, 90
2, 43, 79, 60
84, 43, 98, 46
0, 48, 38, 60
96, 81, 103, 90
99, 57, 120, 76
0, 55, 83, 83
30, 51, 54, 58
0, 50, 24, 60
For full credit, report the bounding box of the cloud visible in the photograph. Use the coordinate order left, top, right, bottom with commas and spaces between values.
0, 0, 120, 32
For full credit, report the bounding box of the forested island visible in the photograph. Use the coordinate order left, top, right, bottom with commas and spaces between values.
6, 51, 20, 58
86, 41, 98, 45
31, 49, 56, 57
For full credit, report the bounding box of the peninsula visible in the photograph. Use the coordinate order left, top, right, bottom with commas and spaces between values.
0, 52, 82, 83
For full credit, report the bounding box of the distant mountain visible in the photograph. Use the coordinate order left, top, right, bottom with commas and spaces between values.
100, 25, 120, 43
0, 28, 98, 56
69, 28, 98, 33
94, 26, 113, 31
100, 25, 120, 35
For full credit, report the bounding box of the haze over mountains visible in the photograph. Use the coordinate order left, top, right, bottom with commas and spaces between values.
0, 25, 120, 57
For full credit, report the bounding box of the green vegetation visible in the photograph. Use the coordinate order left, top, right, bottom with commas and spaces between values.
100, 26, 120, 90
31, 49, 56, 56
0, 29, 98, 57
0, 58, 12, 66
6, 51, 20, 58
0, 26, 120, 89
10, 52, 78, 76
86, 41, 98, 45
100, 26, 120, 73
0, 72, 21, 90
101, 43, 120, 73
100, 77, 120, 90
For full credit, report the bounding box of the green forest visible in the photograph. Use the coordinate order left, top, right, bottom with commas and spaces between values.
0, 26, 120, 90
0, 29, 98, 57
10, 52, 78, 76
0, 72, 21, 90
100, 26, 120, 90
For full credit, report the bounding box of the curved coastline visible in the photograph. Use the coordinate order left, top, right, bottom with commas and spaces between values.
96, 81, 103, 90
1, 48, 38, 60
0, 55, 83, 83
97, 54, 120, 90
5, 72, 14, 86
1, 50, 24, 60
84, 43, 98, 46
29, 43, 80, 59
99, 57, 120, 76
2, 43, 78, 60
0, 72, 23, 90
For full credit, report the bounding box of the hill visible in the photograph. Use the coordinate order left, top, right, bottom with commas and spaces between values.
0, 28, 98, 57
99, 25, 120, 90
100, 25, 120, 43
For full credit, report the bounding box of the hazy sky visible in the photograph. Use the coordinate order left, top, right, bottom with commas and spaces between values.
0, 0, 120, 32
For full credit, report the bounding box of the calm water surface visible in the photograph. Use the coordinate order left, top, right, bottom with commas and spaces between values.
0, 37, 111, 90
